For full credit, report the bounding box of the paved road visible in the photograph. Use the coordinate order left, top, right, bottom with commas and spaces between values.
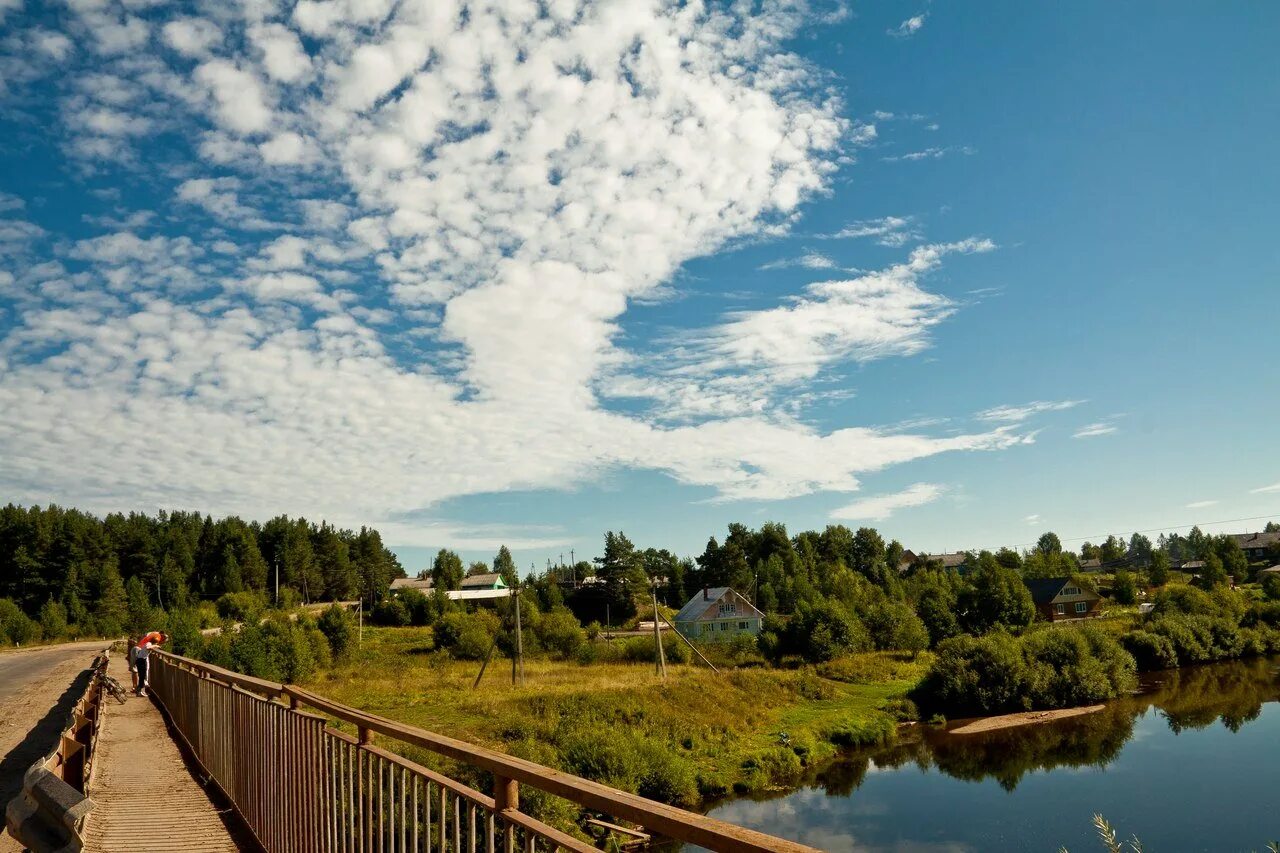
0, 641, 108, 704
1, 641, 109, 852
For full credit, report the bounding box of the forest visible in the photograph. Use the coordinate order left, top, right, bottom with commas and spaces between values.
2, 503, 1279, 719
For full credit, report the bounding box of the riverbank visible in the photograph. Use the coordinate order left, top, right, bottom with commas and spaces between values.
299, 626, 928, 813
949, 704, 1105, 734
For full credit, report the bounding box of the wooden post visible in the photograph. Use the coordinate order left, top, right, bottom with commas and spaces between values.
493, 775, 518, 853
512, 585, 525, 687
651, 584, 667, 679
473, 635, 500, 689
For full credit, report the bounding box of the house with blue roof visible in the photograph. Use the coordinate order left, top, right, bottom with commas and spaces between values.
673, 587, 763, 642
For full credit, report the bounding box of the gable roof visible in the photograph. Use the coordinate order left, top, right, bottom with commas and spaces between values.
1024, 577, 1070, 603
460, 572, 504, 589
919, 552, 968, 568
1230, 531, 1280, 550
674, 587, 763, 623
390, 577, 434, 591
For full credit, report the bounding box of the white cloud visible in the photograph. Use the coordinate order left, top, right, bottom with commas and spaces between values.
33, 31, 74, 61
1251, 483, 1280, 494
831, 482, 945, 521
1073, 421, 1118, 439
0, 1, 1035, 535
758, 250, 842, 271
882, 146, 975, 163
888, 14, 927, 38
819, 215, 920, 247
977, 400, 1084, 423
194, 60, 273, 135
1024, 513, 1041, 525
1185, 500, 1219, 509
162, 18, 222, 58
0, 192, 25, 213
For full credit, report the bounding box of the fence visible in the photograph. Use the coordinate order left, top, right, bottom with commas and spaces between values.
4, 652, 108, 852
148, 650, 817, 853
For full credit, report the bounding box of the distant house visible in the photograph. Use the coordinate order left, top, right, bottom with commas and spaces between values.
674, 587, 763, 642
903, 552, 969, 573
1079, 558, 1103, 572
1025, 577, 1103, 622
896, 550, 919, 573
1230, 532, 1280, 563
390, 577, 434, 594
460, 572, 507, 591
1257, 565, 1280, 577
1179, 559, 1206, 573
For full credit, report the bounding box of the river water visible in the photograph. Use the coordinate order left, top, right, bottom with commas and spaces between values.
702, 656, 1280, 852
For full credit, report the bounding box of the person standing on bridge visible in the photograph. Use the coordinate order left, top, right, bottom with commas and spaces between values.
134, 630, 167, 697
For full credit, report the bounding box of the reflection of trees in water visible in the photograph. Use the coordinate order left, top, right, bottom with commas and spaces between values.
1141, 657, 1279, 734
785, 656, 1280, 801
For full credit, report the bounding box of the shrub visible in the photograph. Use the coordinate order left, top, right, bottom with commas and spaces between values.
0, 598, 40, 645
398, 589, 435, 626
38, 599, 67, 641
1121, 630, 1178, 671
372, 597, 411, 627
164, 609, 205, 658
435, 610, 499, 660
1112, 570, 1138, 605
216, 591, 267, 624
1262, 574, 1280, 601
318, 604, 357, 660
790, 601, 871, 663
534, 609, 586, 659
726, 632, 759, 663
621, 634, 690, 665
883, 697, 920, 722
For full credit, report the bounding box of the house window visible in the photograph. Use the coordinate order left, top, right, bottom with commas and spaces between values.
1063, 586, 1080, 596
739, 621, 747, 630
1075, 601, 1088, 614
718, 603, 737, 616
1055, 603, 1066, 615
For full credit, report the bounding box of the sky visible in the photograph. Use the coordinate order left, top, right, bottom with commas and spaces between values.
1, 0, 1277, 576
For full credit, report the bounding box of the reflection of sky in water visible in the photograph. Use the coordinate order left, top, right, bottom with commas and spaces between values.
700, 660, 1280, 852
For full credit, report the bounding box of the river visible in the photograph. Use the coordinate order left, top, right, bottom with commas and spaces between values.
701, 656, 1280, 852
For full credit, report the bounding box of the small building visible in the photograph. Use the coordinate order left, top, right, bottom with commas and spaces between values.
460, 572, 507, 591
674, 587, 763, 642
1230, 532, 1280, 563
390, 577, 435, 593
1257, 565, 1280, 577
1025, 577, 1103, 622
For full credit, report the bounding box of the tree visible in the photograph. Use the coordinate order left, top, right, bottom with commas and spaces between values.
1194, 552, 1228, 589
39, 598, 67, 640
1265, 521, 1280, 533
1214, 537, 1249, 585
314, 524, 356, 601
493, 546, 518, 587
594, 531, 647, 619
1127, 533, 1154, 566
466, 561, 491, 577
431, 549, 464, 591
1148, 551, 1171, 587
1112, 570, 1138, 605
1036, 532, 1063, 556
961, 553, 1035, 633
1262, 573, 1280, 601
1099, 536, 1126, 564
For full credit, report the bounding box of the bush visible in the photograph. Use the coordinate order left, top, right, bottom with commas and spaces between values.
534, 610, 586, 659
1112, 570, 1138, 605
621, 634, 690, 665
1121, 630, 1178, 671
0, 598, 40, 645
398, 589, 436, 626
38, 599, 67, 641
790, 601, 871, 663
216, 591, 267, 624
435, 610, 499, 660
556, 727, 697, 806
372, 597, 411, 627
1262, 574, 1280, 602
318, 604, 357, 660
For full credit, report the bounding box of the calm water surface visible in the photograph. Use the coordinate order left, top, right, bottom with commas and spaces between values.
702, 656, 1280, 852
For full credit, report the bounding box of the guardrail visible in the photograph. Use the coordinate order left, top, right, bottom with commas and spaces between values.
5, 652, 109, 852
149, 650, 816, 853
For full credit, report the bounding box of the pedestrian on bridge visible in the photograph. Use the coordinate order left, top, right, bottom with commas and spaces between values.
134, 630, 168, 697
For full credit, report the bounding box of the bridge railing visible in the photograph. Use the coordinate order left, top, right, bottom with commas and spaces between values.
149, 650, 815, 853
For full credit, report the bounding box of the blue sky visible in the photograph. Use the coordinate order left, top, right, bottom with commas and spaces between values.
1, 1, 1277, 576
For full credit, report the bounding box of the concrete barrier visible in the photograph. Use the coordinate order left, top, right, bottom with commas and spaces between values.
4, 653, 107, 853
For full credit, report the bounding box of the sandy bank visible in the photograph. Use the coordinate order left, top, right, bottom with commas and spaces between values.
949, 704, 1105, 734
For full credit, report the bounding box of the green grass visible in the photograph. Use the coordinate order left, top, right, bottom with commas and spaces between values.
301, 627, 923, 808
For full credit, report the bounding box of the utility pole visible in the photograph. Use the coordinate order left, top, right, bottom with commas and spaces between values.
651, 580, 667, 680
512, 583, 525, 686
274, 558, 280, 607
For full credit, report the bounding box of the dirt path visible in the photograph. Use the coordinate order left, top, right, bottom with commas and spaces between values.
83, 656, 249, 852
0, 642, 107, 853
949, 704, 1105, 735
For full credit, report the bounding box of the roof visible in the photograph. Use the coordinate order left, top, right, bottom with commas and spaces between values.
390, 577, 434, 591
1023, 577, 1098, 604
1258, 565, 1280, 575
1079, 558, 1103, 570
1230, 531, 1280, 550
674, 587, 764, 623
1181, 560, 1205, 570
460, 573, 505, 589
919, 552, 969, 568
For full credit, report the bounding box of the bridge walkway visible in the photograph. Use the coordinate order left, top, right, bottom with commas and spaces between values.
84, 656, 250, 852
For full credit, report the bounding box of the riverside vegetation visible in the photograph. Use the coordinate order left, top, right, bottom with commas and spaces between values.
4, 504, 1280, 827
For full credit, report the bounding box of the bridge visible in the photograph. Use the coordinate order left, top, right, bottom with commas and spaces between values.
5, 650, 817, 853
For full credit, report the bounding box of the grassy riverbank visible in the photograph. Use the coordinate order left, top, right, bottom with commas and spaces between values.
301, 626, 927, 810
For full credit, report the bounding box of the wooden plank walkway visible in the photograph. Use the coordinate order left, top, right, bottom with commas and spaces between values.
84, 657, 251, 852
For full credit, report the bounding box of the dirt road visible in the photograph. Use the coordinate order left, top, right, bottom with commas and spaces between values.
0, 641, 109, 852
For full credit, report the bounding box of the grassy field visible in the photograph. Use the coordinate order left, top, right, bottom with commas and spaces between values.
300, 626, 928, 814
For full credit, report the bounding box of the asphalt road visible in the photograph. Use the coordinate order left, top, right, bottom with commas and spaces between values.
0, 640, 108, 705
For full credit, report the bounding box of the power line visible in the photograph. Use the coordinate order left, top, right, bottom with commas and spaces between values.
1007, 512, 1279, 550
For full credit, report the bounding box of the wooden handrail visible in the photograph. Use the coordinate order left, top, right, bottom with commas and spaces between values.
153, 650, 817, 852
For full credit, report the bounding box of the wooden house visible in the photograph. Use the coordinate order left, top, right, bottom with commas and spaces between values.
674, 587, 763, 642
1025, 577, 1102, 622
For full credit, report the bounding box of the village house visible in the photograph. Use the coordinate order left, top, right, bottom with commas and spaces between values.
460, 572, 507, 591
1230, 531, 1280, 563
1025, 577, 1103, 622
674, 587, 763, 642
389, 576, 434, 593
899, 551, 969, 573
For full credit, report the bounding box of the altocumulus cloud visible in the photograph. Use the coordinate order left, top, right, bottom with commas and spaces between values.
0, 0, 1030, 541
831, 483, 946, 521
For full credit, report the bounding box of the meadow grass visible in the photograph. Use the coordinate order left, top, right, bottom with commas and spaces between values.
301, 626, 925, 807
